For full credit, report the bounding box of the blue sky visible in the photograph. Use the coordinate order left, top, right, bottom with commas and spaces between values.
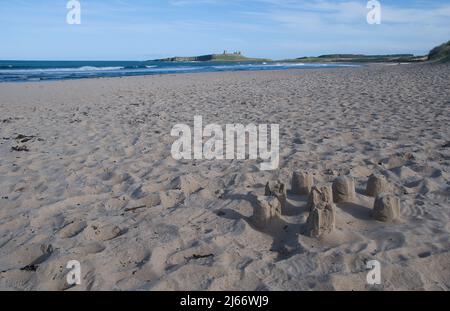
0, 0, 449, 60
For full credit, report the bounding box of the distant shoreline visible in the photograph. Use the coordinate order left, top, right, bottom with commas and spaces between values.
150, 40, 450, 64
0, 60, 361, 83
150, 53, 428, 64
3, 62, 448, 85
2, 56, 448, 83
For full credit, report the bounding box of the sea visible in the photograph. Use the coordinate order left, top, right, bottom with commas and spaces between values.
0, 60, 358, 83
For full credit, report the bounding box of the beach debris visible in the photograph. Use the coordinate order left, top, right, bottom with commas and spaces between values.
372, 193, 401, 222
124, 205, 147, 213
20, 264, 39, 272
12, 244, 53, 272
307, 183, 333, 211
265, 180, 287, 210
10, 134, 40, 152
332, 176, 356, 203
187, 253, 215, 261
252, 195, 281, 228
305, 201, 336, 238
366, 173, 391, 197
15, 134, 35, 143
11, 145, 29, 152
291, 171, 314, 195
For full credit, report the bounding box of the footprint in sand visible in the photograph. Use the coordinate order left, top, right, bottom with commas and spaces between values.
58, 220, 87, 239
84, 222, 124, 241
1, 243, 53, 271
70, 242, 106, 255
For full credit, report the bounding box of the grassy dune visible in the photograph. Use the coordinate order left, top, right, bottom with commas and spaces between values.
428, 40, 450, 63
284, 54, 426, 63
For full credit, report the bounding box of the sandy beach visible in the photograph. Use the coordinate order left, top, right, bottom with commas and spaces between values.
0, 63, 449, 291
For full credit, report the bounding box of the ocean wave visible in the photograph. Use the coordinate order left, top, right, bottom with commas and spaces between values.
0, 62, 361, 82
0, 66, 124, 73
212, 62, 307, 70
123, 64, 153, 69
77, 66, 124, 71
145, 66, 202, 72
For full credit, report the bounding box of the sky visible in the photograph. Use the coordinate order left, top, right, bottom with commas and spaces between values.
0, 0, 449, 60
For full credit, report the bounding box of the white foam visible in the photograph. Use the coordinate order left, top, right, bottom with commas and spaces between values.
0, 66, 124, 74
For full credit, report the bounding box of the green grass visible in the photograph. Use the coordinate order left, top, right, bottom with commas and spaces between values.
151, 40, 450, 64
428, 40, 450, 63
282, 54, 425, 63
152, 54, 271, 62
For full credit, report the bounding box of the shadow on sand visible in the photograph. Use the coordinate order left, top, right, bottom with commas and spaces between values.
216, 193, 308, 261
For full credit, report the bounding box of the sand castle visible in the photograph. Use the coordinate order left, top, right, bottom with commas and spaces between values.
366, 173, 391, 197
291, 171, 314, 195
256, 171, 401, 238
306, 201, 336, 238
252, 195, 282, 228
332, 176, 356, 203
249, 181, 286, 228
305, 181, 335, 237
372, 193, 401, 222
265, 180, 287, 210
306, 183, 333, 211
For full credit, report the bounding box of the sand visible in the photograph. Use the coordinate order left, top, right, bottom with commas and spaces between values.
0, 63, 449, 290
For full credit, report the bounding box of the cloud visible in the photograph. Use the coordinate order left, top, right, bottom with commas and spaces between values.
1, 0, 449, 59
